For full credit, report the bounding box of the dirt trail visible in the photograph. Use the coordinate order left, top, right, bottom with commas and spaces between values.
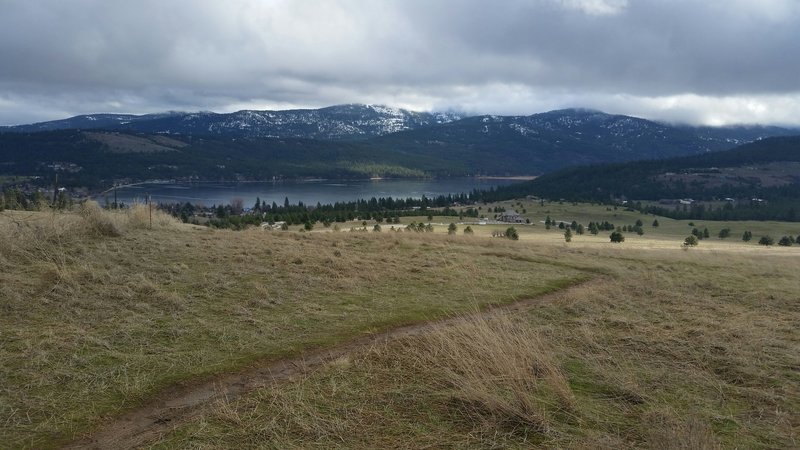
64, 277, 601, 450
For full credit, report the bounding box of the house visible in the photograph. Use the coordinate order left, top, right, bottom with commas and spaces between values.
498, 211, 525, 223
261, 221, 287, 230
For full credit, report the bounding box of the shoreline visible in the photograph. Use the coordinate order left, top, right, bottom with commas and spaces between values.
474, 175, 537, 180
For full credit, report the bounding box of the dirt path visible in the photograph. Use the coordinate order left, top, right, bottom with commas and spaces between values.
64, 277, 602, 450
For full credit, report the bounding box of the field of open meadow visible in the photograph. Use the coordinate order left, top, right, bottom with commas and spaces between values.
1, 203, 798, 448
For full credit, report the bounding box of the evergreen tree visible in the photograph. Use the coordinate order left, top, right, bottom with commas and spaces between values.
564, 227, 572, 242
448, 223, 457, 235
652, 219, 660, 227
610, 231, 625, 243
505, 226, 519, 240
742, 230, 752, 242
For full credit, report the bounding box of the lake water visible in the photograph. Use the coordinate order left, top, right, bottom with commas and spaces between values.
105, 178, 521, 207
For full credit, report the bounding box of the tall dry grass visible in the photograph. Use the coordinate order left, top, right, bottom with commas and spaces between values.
0, 201, 177, 255
410, 312, 575, 435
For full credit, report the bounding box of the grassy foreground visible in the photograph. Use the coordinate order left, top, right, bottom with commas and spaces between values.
2, 204, 799, 448
150, 241, 800, 448
0, 206, 586, 448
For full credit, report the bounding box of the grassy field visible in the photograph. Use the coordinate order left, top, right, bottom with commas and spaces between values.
0, 205, 586, 449
1, 203, 799, 448
324, 199, 800, 248
150, 235, 800, 449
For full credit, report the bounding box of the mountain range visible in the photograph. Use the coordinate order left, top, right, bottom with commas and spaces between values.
0, 104, 463, 140
1, 104, 798, 188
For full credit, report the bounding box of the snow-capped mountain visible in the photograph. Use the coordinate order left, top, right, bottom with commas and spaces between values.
2, 104, 463, 140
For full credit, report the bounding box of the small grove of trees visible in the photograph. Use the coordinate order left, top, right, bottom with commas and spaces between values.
610, 231, 625, 243
587, 221, 615, 235
759, 236, 774, 246
778, 236, 794, 246
1, 188, 72, 211
406, 222, 434, 233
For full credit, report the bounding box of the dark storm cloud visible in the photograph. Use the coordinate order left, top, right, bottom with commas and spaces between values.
1, 0, 799, 125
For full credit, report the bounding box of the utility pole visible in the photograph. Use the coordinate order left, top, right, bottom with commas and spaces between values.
51, 174, 58, 208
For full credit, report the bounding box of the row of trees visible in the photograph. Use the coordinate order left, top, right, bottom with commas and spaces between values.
1, 188, 72, 211
161, 195, 482, 230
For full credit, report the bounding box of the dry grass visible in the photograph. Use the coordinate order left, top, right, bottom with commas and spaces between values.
150, 240, 800, 449
0, 209, 584, 449
3, 206, 799, 448
411, 312, 575, 435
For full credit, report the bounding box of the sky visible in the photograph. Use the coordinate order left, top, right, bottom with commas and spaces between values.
1, 0, 799, 126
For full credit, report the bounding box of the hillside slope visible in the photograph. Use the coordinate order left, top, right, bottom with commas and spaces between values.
481, 135, 800, 220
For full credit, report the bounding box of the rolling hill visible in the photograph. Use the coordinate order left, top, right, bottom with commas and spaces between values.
479, 135, 800, 220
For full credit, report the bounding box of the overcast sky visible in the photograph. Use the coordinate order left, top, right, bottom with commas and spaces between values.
1, 0, 799, 126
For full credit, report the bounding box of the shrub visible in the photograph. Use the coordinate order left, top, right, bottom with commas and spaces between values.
78, 201, 121, 237
505, 227, 519, 240
463, 226, 474, 235
758, 236, 774, 246
448, 223, 457, 235
610, 231, 624, 243
683, 235, 699, 247
778, 236, 792, 246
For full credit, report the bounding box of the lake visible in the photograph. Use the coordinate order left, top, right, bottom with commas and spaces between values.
104, 178, 523, 207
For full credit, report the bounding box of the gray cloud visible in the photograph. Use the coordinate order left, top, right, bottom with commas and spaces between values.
1, 0, 799, 125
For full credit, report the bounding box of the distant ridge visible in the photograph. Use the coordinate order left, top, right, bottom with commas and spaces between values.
2, 104, 796, 145
0, 104, 463, 140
